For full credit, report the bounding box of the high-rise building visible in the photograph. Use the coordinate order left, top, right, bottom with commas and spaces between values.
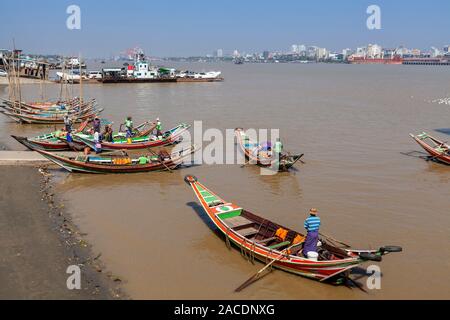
291, 45, 299, 54
263, 51, 270, 60
215, 49, 223, 58
307, 46, 318, 58
316, 48, 328, 60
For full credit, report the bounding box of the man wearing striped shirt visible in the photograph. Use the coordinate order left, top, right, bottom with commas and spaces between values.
302, 208, 321, 257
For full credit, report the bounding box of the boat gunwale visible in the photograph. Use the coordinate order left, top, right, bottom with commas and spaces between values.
189, 179, 361, 270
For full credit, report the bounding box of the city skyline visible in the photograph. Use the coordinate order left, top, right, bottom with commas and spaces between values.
2, 0, 450, 57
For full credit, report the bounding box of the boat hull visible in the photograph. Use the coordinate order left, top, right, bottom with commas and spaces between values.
36, 145, 197, 174
12, 135, 71, 151
74, 123, 190, 151
184, 177, 386, 283
410, 133, 450, 165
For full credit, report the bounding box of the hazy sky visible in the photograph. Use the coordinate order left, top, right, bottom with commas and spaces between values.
2, 0, 449, 57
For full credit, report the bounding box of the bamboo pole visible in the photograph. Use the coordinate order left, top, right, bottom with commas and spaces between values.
79, 53, 83, 106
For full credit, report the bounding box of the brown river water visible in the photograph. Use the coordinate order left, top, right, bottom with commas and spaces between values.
1, 63, 449, 299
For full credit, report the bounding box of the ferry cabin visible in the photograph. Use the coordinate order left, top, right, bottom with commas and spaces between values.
131, 61, 159, 79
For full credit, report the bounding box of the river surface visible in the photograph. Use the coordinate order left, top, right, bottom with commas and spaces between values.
1, 63, 449, 299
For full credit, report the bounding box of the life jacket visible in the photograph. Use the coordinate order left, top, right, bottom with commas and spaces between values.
292, 234, 305, 245
286, 234, 306, 255
275, 228, 288, 241
113, 158, 131, 165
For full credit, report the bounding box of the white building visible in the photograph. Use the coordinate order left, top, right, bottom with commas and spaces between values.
317, 48, 328, 60
215, 49, 223, 58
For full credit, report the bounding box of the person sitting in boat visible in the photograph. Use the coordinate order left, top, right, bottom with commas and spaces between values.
103, 124, 113, 143
138, 156, 149, 165
93, 117, 101, 133
302, 208, 321, 258
155, 118, 162, 137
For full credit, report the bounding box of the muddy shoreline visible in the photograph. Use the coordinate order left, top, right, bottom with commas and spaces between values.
0, 164, 125, 299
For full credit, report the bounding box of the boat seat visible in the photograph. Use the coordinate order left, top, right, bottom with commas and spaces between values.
236, 227, 259, 237
222, 216, 253, 228
268, 241, 291, 250
208, 200, 224, 207
255, 237, 278, 245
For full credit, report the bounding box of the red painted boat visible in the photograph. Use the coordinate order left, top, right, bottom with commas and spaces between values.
410, 132, 450, 165
185, 175, 401, 284
74, 123, 190, 151
35, 144, 198, 174
11, 120, 90, 151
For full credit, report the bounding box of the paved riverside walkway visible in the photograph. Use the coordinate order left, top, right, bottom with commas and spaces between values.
0, 151, 49, 165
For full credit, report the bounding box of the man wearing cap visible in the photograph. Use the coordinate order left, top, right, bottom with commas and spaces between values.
302, 208, 321, 257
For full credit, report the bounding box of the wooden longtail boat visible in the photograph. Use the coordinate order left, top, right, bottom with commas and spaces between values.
73, 123, 191, 151
185, 175, 402, 284
235, 128, 303, 171
410, 132, 450, 165
0, 99, 96, 116
12, 120, 156, 152
0, 97, 82, 111
35, 144, 198, 174
0, 107, 103, 124
11, 120, 90, 151
12, 135, 85, 151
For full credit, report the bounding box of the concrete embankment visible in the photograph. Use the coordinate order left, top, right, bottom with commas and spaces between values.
0, 151, 50, 165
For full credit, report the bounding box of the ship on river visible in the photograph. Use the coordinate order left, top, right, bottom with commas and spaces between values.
348, 55, 403, 65
100, 50, 223, 83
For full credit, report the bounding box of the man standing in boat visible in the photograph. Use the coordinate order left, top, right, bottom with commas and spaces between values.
155, 117, 162, 137
125, 116, 134, 143
302, 208, 321, 258
64, 115, 73, 132
273, 138, 283, 169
